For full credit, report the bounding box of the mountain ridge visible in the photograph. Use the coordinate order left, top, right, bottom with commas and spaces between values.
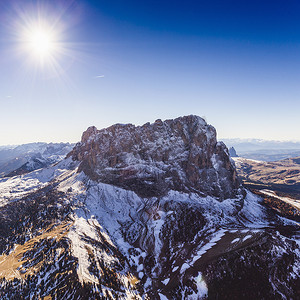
69, 115, 241, 199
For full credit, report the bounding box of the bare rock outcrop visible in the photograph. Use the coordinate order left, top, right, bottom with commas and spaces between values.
69, 115, 241, 199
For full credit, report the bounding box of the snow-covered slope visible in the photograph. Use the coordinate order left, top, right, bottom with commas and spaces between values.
0, 142, 74, 177
0, 116, 299, 299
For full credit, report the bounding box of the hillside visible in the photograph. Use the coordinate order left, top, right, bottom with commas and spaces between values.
233, 157, 300, 198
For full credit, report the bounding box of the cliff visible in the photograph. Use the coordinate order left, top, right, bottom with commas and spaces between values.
69, 115, 241, 199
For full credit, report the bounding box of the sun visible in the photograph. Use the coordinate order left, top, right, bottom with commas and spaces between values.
28, 28, 55, 57
23, 24, 58, 62
10, 3, 77, 82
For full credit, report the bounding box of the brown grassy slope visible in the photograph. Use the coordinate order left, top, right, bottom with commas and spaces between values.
233, 157, 300, 198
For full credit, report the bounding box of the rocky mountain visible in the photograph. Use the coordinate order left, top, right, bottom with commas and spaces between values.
0, 143, 74, 177
228, 147, 238, 157
68, 115, 240, 199
0, 116, 299, 299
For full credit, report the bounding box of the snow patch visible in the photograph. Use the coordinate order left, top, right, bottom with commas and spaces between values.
158, 293, 168, 300
180, 263, 191, 274
242, 235, 252, 242
231, 238, 240, 244
191, 229, 227, 264
194, 272, 208, 298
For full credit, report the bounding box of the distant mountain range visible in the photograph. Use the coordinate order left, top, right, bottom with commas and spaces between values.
222, 138, 300, 161
0, 142, 74, 177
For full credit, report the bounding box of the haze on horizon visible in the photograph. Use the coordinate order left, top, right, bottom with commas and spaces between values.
1, 0, 300, 145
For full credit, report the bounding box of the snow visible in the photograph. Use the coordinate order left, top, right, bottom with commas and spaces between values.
68, 216, 101, 284
79, 180, 143, 255
191, 229, 227, 264
152, 211, 166, 259
162, 190, 244, 229
16, 164, 269, 295
242, 235, 252, 242
231, 238, 240, 244
184, 272, 208, 299
56, 169, 85, 195
67, 212, 141, 300
233, 157, 265, 164
180, 263, 191, 274
238, 190, 269, 227
0, 157, 78, 207
137, 264, 143, 272
211, 154, 220, 169
144, 277, 152, 288
0, 147, 286, 299
261, 189, 300, 210
0, 175, 45, 207
172, 266, 179, 272
210, 229, 227, 243
194, 272, 208, 298
158, 293, 168, 300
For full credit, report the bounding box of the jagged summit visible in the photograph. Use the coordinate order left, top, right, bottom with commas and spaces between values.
229, 146, 238, 157
69, 115, 241, 199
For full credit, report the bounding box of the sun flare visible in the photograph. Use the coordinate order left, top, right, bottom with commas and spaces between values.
28, 28, 55, 57
22, 23, 59, 63
13, 4, 77, 81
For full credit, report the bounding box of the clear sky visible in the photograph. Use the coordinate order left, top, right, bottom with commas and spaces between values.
1, 0, 300, 145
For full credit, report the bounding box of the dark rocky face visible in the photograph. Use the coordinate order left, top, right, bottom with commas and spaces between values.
69, 115, 241, 199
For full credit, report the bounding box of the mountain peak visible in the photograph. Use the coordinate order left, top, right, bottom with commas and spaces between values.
81, 125, 98, 143
70, 115, 241, 199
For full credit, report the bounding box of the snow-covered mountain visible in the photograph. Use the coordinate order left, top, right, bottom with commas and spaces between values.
68, 115, 240, 199
0, 116, 299, 299
0, 142, 74, 177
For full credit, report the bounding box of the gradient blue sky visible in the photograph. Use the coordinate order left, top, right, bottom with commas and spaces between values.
1, 0, 300, 144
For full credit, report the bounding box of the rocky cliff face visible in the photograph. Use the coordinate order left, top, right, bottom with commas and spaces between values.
69, 115, 240, 199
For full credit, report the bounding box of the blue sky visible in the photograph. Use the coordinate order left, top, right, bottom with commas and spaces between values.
0, 0, 300, 144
